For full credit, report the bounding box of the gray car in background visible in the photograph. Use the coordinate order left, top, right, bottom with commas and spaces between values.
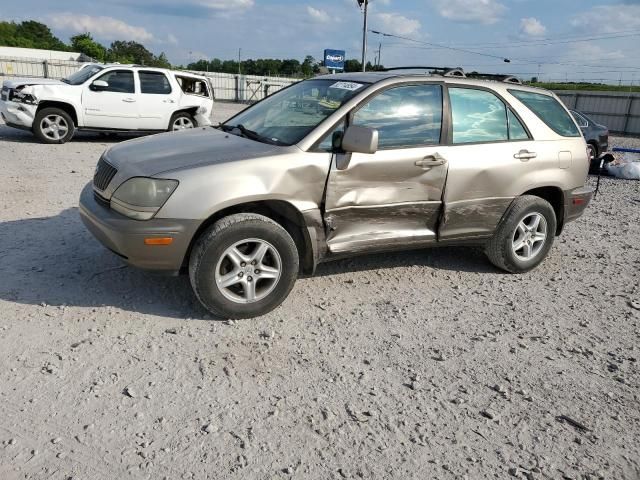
570, 109, 609, 171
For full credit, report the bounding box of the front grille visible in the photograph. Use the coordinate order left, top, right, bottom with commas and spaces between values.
93, 158, 117, 191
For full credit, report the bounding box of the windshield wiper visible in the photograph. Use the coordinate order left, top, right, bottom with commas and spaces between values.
61, 78, 70, 84
219, 123, 287, 146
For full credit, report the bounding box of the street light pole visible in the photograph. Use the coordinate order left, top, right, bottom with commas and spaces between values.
359, 0, 369, 72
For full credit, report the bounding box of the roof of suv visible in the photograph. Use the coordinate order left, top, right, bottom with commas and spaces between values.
318, 70, 550, 95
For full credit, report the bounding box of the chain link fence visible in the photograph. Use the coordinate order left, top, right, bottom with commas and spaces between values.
0, 56, 81, 80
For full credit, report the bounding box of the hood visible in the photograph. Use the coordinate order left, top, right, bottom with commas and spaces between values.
2, 78, 65, 89
103, 127, 288, 177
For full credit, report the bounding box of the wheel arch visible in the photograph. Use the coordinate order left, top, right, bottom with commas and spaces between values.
520, 186, 565, 235
170, 107, 199, 128
182, 200, 316, 275
36, 101, 78, 126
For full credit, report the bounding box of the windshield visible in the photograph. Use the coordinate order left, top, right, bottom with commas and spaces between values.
223, 79, 369, 145
63, 65, 104, 85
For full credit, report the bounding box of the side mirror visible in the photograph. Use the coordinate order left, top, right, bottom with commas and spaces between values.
341, 125, 378, 154
91, 80, 108, 91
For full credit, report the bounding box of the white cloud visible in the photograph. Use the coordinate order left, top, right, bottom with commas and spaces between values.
431, 0, 506, 25
49, 14, 155, 42
520, 17, 546, 37
167, 33, 179, 45
375, 12, 421, 36
307, 6, 330, 23
197, 0, 254, 10
571, 4, 640, 33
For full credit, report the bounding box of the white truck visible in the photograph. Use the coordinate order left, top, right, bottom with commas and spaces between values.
0, 64, 214, 143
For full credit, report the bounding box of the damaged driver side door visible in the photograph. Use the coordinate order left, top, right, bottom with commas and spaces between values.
323, 83, 450, 254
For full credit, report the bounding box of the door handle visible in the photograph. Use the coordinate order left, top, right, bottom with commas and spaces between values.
514, 149, 537, 161
415, 156, 447, 168
122, 98, 136, 103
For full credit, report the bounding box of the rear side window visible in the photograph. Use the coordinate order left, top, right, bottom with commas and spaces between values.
508, 109, 530, 140
509, 90, 580, 137
449, 88, 508, 144
352, 84, 443, 148
139, 71, 172, 94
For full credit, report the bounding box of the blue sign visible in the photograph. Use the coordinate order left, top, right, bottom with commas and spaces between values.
324, 49, 346, 70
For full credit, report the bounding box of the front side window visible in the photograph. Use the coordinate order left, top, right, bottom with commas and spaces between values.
352, 84, 443, 148
509, 90, 580, 137
224, 79, 368, 145
62, 64, 104, 85
449, 88, 508, 144
95, 70, 135, 94
139, 71, 172, 94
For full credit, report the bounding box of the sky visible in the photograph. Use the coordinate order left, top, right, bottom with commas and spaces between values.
2, 0, 640, 84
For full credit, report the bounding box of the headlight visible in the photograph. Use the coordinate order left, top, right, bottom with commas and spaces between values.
111, 177, 178, 220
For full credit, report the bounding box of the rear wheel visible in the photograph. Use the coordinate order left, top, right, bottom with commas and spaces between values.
189, 213, 299, 319
169, 112, 196, 131
485, 195, 557, 273
587, 143, 599, 173
33, 108, 75, 144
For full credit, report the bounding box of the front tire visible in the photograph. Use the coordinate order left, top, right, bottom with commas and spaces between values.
189, 214, 299, 319
485, 195, 557, 273
33, 108, 75, 144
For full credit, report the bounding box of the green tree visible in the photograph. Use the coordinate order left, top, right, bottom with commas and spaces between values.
344, 59, 362, 72
70, 33, 106, 61
301, 55, 317, 77
0, 20, 68, 50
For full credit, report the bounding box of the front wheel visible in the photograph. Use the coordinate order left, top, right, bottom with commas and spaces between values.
33, 108, 75, 144
189, 213, 299, 319
485, 195, 557, 273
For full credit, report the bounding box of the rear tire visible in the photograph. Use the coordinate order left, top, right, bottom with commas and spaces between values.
189, 213, 299, 319
485, 195, 557, 273
33, 107, 75, 144
587, 143, 599, 174
169, 111, 196, 131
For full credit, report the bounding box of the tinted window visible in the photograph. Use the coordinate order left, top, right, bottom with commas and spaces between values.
352, 84, 442, 148
63, 64, 104, 85
508, 109, 530, 140
449, 88, 508, 144
510, 90, 580, 137
96, 70, 135, 94
139, 71, 172, 94
570, 111, 588, 127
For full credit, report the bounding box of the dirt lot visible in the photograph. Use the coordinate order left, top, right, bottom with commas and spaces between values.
0, 105, 639, 480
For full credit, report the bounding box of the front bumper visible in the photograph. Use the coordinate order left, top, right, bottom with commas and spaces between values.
564, 186, 595, 224
79, 183, 200, 274
0, 100, 35, 129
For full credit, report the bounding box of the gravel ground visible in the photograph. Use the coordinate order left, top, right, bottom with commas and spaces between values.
0, 104, 639, 480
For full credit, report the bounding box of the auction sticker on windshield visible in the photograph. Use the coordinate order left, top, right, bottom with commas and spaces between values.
330, 82, 364, 91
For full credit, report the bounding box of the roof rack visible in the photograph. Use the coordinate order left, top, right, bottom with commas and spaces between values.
381, 67, 522, 84
382, 66, 466, 77
465, 73, 522, 84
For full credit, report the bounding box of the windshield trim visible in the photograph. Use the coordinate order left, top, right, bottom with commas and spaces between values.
62, 65, 105, 86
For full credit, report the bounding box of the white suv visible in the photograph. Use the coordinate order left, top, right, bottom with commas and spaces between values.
0, 64, 214, 143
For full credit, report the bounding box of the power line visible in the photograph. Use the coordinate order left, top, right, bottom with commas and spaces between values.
368, 30, 512, 63
370, 30, 640, 71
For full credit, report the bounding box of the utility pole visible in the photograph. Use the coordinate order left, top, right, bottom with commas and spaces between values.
238, 48, 242, 75
357, 0, 369, 72
376, 42, 382, 69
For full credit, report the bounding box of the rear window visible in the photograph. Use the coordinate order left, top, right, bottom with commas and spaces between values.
509, 90, 580, 137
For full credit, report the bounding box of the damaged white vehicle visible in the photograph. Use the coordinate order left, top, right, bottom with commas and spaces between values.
0, 64, 214, 144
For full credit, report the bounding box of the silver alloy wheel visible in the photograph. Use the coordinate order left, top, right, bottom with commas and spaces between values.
172, 116, 194, 130
40, 114, 69, 141
214, 238, 282, 304
512, 213, 547, 261
587, 144, 596, 160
